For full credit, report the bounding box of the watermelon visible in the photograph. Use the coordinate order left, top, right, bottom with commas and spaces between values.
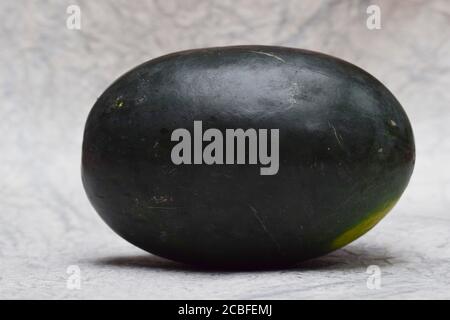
82, 46, 415, 267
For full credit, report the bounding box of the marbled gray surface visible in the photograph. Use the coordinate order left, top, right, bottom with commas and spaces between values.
1, 0, 449, 299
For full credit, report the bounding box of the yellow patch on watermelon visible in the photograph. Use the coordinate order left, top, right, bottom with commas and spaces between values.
331, 199, 399, 250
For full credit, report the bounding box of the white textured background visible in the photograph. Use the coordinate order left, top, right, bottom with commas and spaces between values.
1, 0, 449, 299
